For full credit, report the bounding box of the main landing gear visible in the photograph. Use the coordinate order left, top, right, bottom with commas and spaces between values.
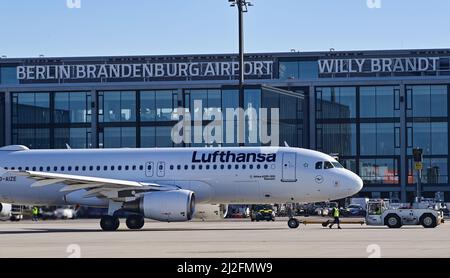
126, 214, 145, 230
100, 215, 120, 231
100, 214, 145, 231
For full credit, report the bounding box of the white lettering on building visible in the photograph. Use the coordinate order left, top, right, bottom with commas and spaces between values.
318, 57, 440, 74
16, 61, 274, 80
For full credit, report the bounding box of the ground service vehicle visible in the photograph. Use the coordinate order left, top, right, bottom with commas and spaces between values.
250, 205, 275, 222
365, 200, 444, 228
289, 199, 445, 229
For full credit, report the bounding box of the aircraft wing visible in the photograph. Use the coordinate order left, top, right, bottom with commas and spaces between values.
7, 170, 179, 201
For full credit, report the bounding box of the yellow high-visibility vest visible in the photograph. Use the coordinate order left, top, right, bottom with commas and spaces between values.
32, 208, 39, 215
333, 208, 340, 217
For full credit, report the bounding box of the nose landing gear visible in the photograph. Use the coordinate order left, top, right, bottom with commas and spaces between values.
287, 218, 300, 229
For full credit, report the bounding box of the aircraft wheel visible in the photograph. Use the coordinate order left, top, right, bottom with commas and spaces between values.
126, 214, 145, 230
288, 218, 300, 229
100, 215, 120, 231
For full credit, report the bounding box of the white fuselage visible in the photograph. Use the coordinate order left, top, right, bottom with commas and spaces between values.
0, 146, 363, 207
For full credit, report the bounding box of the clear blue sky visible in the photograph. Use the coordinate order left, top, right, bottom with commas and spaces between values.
1, 0, 449, 58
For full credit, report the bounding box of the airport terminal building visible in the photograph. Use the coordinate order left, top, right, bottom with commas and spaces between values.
0, 48, 449, 202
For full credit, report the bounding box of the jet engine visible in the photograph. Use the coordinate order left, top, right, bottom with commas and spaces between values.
0, 203, 12, 220
122, 190, 195, 222
194, 204, 228, 221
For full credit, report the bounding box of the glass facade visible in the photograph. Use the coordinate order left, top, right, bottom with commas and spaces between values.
406, 85, 449, 185
0, 67, 18, 85
54, 92, 91, 123
12, 92, 92, 149
279, 60, 318, 80
316, 86, 401, 186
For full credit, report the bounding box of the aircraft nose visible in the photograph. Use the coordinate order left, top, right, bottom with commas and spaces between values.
347, 171, 363, 195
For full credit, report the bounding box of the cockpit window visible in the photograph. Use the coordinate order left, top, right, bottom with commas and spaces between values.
315, 162, 323, 169
324, 161, 334, 169
331, 162, 344, 168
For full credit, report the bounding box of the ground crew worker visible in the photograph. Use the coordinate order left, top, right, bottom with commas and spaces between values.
375, 205, 382, 215
329, 207, 341, 229
32, 206, 39, 221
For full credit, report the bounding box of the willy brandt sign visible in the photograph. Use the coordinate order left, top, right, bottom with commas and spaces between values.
319, 56, 440, 74
16, 61, 274, 81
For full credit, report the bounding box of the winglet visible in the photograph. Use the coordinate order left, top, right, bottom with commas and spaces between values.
65, 143, 72, 149
284, 141, 290, 147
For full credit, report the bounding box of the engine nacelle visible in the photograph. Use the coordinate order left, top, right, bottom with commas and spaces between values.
123, 190, 195, 222
194, 204, 228, 221
0, 203, 12, 219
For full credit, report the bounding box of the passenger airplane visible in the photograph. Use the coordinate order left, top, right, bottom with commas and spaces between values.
0, 145, 363, 231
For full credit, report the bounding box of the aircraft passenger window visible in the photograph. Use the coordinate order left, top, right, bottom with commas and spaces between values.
170, 165, 174, 170
61, 167, 65, 171
82, 166, 86, 171
324, 162, 334, 169
242, 165, 246, 170
11, 167, 15, 170
315, 162, 323, 169
118, 166, 122, 171
75, 166, 79, 171
132, 165, 137, 170
227, 165, 232, 170
220, 165, 225, 170
4, 167, 7, 170
125, 166, 129, 171
54, 166, 58, 171
256, 165, 261, 169
25, 167, 29, 171
89, 166, 94, 171
68, 166, 72, 171
18, 167, 22, 170
213, 165, 217, 170
96, 166, 100, 171
264, 164, 268, 169
139, 165, 144, 171
192, 165, 195, 170
235, 165, 239, 170
110, 166, 114, 171
39, 167, 43, 171
249, 165, 253, 169
199, 165, 203, 170
184, 165, 188, 170
103, 166, 107, 171
147, 165, 152, 170
206, 165, 210, 170
177, 165, 181, 170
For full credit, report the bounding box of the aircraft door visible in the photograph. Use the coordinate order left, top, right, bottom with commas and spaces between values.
282, 153, 297, 182
145, 162, 154, 177
157, 162, 165, 177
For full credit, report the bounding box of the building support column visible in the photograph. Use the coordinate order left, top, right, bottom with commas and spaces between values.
4, 91, 11, 146
399, 82, 407, 202
308, 84, 316, 150
90, 90, 98, 149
